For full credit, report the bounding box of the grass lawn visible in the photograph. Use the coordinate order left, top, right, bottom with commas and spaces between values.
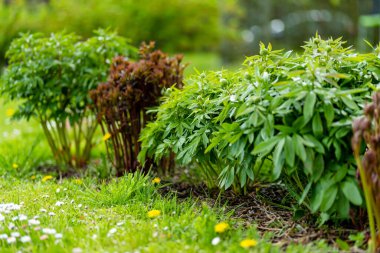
0, 175, 335, 253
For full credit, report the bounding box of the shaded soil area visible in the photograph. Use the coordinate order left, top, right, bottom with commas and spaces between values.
159, 181, 368, 252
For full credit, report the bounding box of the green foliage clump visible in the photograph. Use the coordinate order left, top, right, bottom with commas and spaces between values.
90, 42, 185, 176
139, 35, 380, 220
352, 92, 380, 252
2, 29, 136, 169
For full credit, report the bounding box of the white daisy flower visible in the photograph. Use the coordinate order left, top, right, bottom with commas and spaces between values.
20, 235, 31, 243
7, 237, 16, 244
11, 232, 20, 237
55, 201, 64, 207
211, 237, 221, 246
28, 219, 40, 226
42, 228, 57, 235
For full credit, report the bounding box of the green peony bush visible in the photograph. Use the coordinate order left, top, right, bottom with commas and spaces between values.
1, 29, 137, 170
139, 35, 380, 220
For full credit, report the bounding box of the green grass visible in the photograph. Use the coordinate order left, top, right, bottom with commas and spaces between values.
0, 174, 335, 253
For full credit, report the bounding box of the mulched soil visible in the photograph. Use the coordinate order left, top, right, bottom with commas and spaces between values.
159, 181, 368, 252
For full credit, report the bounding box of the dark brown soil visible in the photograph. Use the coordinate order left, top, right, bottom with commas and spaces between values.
159, 181, 368, 251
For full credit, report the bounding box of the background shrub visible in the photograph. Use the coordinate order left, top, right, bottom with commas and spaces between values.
1, 29, 136, 170
90, 42, 186, 176
0, 0, 233, 66
139, 36, 380, 220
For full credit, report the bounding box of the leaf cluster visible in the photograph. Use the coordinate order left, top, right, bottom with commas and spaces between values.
139, 35, 380, 219
90, 42, 186, 175
2, 29, 136, 122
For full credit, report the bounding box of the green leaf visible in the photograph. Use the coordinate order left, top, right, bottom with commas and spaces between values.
303, 92, 317, 122
320, 184, 338, 212
285, 136, 295, 167
312, 113, 323, 137
272, 138, 285, 179
293, 135, 307, 162
252, 136, 280, 157
312, 155, 324, 182
323, 103, 335, 127
337, 190, 350, 218
311, 183, 324, 213
341, 96, 359, 111
341, 180, 362, 206
298, 182, 312, 205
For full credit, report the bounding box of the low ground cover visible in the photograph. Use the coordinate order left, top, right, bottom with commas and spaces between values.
0, 175, 336, 253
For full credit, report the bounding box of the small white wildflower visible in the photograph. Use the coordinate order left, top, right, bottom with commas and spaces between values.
107, 228, 117, 237
48, 212, 56, 216
56, 188, 61, 193
152, 231, 158, 238
55, 233, 63, 239
8, 222, 15, 230
163, 226, 169, 231
230, 95, 237, 102
55, 201, 64, 207
20, 235, 31, 243
28, 219, 40, 226
12, 216, 18, 221
77, 204, 83, 208
91, 234, 97, 240
211, 237, 221, 245
64, 188, 68, 191
70, 200, 75, 204
7, 236, 16, 244
40, 208, 47, 213
40, 234, 48, 240
0, 214, 4, 222
0, 234, 8, 239
42, 228, 56, 235
19, 214, 27, 221
11, 232, 20, 237
72, 247, 83, 253
116, 221, 124, 226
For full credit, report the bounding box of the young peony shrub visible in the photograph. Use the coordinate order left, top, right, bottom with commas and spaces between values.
2, 29, 137, 170
90, 42, 185, 176
139, 36, 380, 220
352, 92, 380, 252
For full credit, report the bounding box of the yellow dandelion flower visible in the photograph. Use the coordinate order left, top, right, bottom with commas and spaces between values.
30, 175, 36, 180
6, 108, 15, 117
74, 179, 83, 185
102, 133, 112, 141
240, 239, 258, 248
214, 222, 229, 233
12, 163, 19, 169
147, 210, 161, 218
42, 175, 54, 182
152, 177, 161, 184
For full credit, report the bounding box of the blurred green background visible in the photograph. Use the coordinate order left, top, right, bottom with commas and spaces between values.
1, 0, 380, 69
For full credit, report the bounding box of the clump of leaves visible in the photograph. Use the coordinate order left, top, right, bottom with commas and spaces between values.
352, 92, 380, 252
1, 29, 136, 170
90, 42, 185, 176
139, 35, 380, 220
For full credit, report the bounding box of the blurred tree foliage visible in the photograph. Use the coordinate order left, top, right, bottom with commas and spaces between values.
0, 0, 241, 65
